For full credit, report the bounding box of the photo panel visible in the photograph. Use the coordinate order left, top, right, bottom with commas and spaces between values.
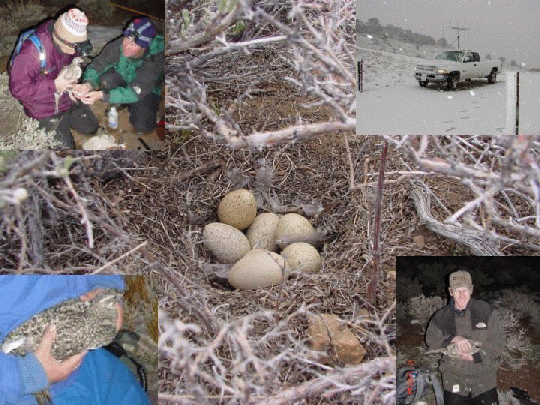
0, 274, 158, 405
0, 0, 165, 150
356, 1, 540, 135
396, 256, 540, 405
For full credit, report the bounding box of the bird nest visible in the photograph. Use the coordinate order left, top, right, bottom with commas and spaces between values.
0, 138, 397, 404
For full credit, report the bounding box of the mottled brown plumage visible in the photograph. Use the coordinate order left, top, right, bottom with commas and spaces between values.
2, 289, 121, 405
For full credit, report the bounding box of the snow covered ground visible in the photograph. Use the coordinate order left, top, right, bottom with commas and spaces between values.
356, 37, 539, 135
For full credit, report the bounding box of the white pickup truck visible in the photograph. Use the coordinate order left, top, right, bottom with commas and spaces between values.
414, 50, 502, 90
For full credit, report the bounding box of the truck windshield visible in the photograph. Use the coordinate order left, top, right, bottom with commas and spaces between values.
435, 51, 463, 62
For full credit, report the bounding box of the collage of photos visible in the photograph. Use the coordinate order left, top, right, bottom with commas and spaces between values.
0, 0, 539, 404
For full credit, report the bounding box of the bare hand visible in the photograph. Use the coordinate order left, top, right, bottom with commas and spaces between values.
80, 289, 123, 331
79, 91, 103, 105
460, 353, 474, 361
452, 336, 472, 355
72, 83, 93, 97
54, 76, 77, 94
34, 325, 87, 384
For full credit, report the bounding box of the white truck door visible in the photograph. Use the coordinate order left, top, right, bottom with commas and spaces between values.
461, 52, 476, 79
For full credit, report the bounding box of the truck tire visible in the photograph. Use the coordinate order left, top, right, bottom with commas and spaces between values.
419, 81, 428, 87
447, 74, 458, 90
488, 70, 497, 84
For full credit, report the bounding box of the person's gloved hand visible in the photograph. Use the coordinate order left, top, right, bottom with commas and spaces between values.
34, 325, 87, 384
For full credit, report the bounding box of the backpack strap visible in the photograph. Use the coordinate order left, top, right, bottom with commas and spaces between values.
10, 29, 47, 73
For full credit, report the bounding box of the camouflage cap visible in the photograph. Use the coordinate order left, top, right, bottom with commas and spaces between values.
449, 270, 473, 290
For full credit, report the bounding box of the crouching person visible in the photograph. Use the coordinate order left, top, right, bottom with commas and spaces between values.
74, 17, 164, 134
9, 8, 99, 149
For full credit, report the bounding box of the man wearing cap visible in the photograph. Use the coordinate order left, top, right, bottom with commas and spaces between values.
9, 8, 99, 149
74, 17, 164, 134
426, 270, 505, 405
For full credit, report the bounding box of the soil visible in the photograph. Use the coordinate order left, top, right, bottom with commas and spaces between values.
397, 319, 540, 404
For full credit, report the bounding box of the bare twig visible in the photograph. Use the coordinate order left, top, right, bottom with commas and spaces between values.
367, 140, 388, 302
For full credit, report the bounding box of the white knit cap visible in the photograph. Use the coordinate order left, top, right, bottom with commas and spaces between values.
54, 8, 88, 44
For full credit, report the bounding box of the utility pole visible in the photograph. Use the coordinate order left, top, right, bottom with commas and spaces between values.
450, 26, 469, 50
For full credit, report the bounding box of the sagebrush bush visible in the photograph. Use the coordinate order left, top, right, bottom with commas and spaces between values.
0, 73, 59, 149
500, 289, 540, 329
408, 294, 445, 326
497, 306, 534, 370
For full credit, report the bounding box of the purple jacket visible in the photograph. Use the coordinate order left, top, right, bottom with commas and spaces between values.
9, 20, 77, 120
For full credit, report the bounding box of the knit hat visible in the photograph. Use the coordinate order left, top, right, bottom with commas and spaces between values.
123, 17, 157, 49
449, 270, 473, 290
54, 8, 88, 44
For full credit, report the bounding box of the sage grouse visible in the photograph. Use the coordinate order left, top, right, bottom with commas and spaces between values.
54, 56, 84, 114
425, 339, 483, 358
1, 289, 122, 405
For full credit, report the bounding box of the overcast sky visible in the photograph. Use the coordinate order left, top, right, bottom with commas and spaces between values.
357, 0, 540, 68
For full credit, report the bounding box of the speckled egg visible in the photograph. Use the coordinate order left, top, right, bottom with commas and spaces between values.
246, 213, 280, 251
281, 242, 322, 274
203, 222, 251, 263
228, 249, 289, 290
275, 213, 315, 249
218, 189, 258, 230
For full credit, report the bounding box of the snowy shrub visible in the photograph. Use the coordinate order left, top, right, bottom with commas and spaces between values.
408, 294, 445, 326
0, 117, 61, 150
497, 307, 532, 370
500, 289, 540, 329
0, 73, 59, 149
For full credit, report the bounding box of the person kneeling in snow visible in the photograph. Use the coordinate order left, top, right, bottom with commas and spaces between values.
73, 18, 164, 135
9, 9, 99, 149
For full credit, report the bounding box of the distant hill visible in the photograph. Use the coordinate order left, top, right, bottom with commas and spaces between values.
357, 17, 449, 48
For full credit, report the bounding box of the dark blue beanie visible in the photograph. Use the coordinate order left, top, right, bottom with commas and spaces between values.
123, 17, 157, 49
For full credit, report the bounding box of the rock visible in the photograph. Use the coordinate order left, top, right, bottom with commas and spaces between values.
307, 314, 366, 365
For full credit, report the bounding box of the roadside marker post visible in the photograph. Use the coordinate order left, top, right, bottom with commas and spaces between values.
358, 60, 364, 93
505, 71, 520, 135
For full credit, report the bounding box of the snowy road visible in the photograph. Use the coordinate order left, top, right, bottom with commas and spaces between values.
356, 46, 539, 135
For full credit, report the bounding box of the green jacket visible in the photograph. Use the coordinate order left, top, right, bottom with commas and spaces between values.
425, 299, 505, 397
83, 35, 164, 104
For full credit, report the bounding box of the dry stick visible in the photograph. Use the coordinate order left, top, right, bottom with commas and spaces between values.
92, 241, 148, 274
158, 265, 217, 334
410, 183, 502, 255
367, 140, 388, 303
166, 0, 243, 56
14, 204, 27, 273
62, 173, 94, 249
343, 134, 355, 190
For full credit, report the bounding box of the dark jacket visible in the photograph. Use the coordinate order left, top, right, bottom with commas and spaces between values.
9, 21, 79, 119
83, 35, 164, 104
425, 298, 505, 397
